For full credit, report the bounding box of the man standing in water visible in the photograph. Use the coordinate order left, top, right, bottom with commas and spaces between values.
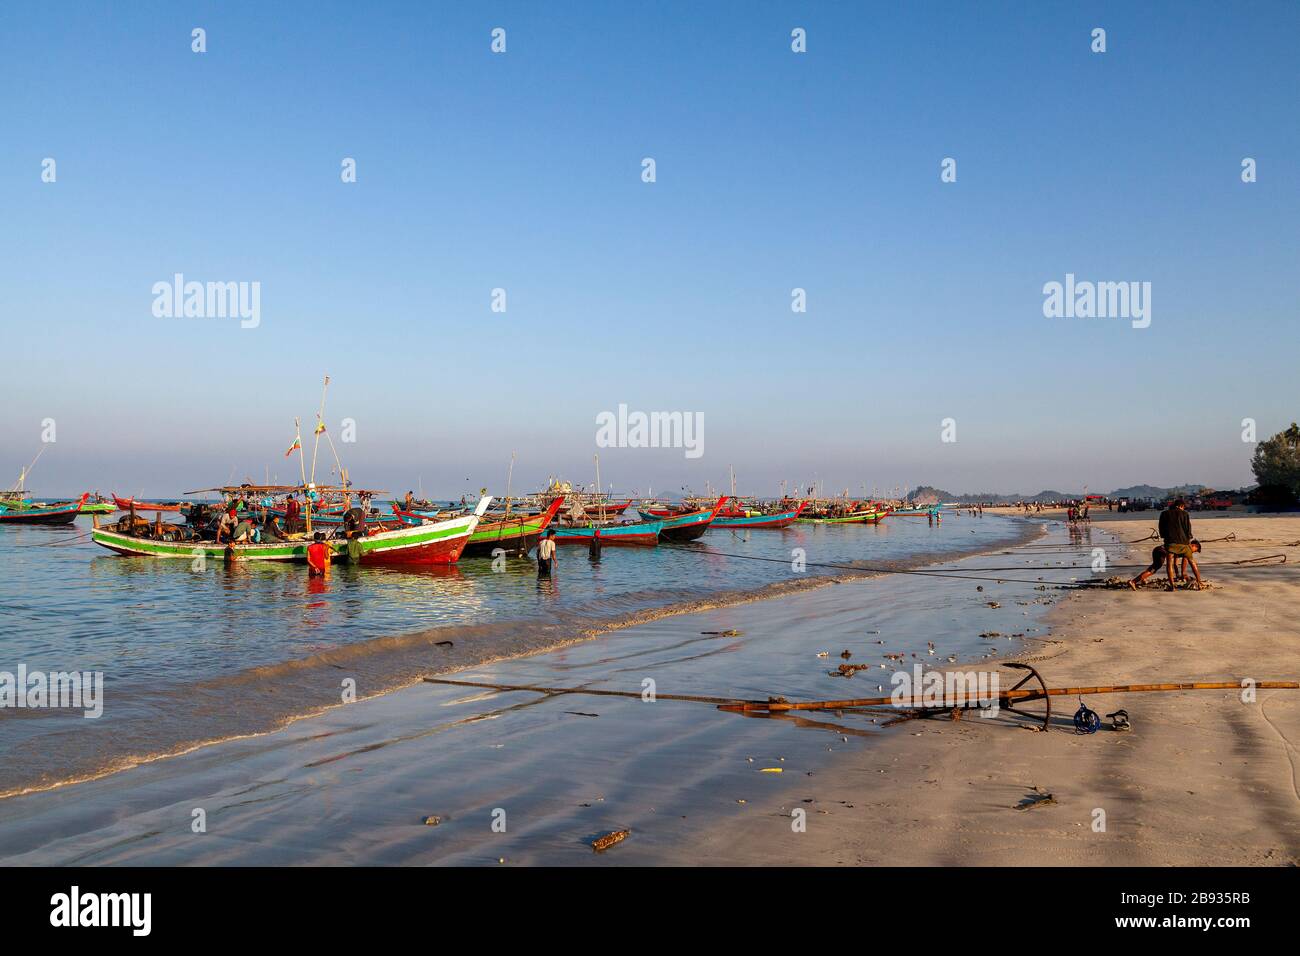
1158, 498, 1203, 590
537, 528, 557, 578
588, 526, 602, 562
306, 532, 331, 577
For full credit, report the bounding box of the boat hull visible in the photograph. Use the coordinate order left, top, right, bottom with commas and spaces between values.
573, 500, 631, 517
91, 499, 491, 565
551, 520, 663, 546
113, 494, 183, 513
710, 502, 806, 529
636, 507, 716, 542
458, 497, 565, 557
798, 510, 887, 525
0, 494, 87, 525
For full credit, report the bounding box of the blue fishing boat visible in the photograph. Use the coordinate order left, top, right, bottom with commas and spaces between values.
551, 519, 664, 547
635, 497, 727, 542
0, 493, 87, 526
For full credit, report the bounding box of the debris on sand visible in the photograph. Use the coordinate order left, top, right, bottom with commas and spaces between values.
987, 602, 1002, 609
422, 815, 442, 826
702, 629, 743, 636
1015, 786, 1056, 811
592, 829, 631, 852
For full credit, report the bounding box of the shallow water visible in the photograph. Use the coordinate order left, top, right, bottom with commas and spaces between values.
0, 512, 1036, 797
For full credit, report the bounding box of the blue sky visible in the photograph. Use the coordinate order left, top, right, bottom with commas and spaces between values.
2, 1, 1297, 498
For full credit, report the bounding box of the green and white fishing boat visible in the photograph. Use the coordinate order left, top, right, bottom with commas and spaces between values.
92, 495, 493, 565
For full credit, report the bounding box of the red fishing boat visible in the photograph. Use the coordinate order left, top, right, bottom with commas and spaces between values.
581, 499, 631, 516
113, 494, 185, 513
711, 500, 808, 529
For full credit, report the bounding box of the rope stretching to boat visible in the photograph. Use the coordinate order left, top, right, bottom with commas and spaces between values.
654, 543, 1287, 587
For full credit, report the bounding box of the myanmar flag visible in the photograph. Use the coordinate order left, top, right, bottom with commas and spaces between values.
285, 437, 301, 457
314, 421, 327, 435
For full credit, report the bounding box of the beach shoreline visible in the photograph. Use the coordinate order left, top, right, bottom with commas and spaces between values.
0, 514, 1039, 801
1, 512, 1296, 866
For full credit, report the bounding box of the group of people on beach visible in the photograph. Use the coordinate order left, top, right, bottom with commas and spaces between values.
1129, 498, 1203, 591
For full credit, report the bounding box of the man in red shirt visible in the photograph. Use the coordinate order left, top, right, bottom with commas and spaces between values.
285, 494, 302, 532
306, 532, 330, 576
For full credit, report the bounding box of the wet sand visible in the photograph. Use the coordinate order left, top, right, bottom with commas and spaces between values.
2, 513, 1296, 865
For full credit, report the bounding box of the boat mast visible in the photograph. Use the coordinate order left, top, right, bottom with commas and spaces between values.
594, 454, 605, 524
505, 452, 516, 517
309, 374, 330, 484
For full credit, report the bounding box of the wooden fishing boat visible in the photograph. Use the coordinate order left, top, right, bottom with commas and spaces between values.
551, 519, 663, 547
890, 505, 940, 517
462, 496, 564, 556
92, 497, 492, 564
563, 498, 631, 517
113, 494, 185, 513
396, 497, 565, 557
636, 497, 727, 542
78, 500, 116, 515
798, 508, 888, 525
0, 493, 88, 525
711, 501, 808, 529
290, 509, 404, 530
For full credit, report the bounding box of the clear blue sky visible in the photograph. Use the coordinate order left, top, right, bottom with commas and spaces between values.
2, 1, 1296, 498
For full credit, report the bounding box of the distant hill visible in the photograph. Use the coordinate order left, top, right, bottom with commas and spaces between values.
907, 483, 1219, 504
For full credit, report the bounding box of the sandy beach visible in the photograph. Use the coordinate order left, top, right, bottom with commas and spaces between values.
1, 512, 1296, 866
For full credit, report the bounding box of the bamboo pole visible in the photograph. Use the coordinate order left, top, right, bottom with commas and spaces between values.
294, 418, 307, 487
505, 452, 515, 518
424, 677, 738, 706
421, 677, 1299, 714
310, 374, 329, 484
725, 681, 1300, 713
